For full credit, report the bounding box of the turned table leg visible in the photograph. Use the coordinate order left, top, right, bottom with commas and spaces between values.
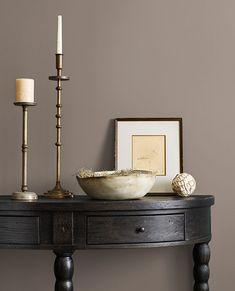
54, 250, 74, 291
193, 243, 210, 291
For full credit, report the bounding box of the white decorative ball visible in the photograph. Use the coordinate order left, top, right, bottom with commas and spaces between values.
172, 173, 196, 197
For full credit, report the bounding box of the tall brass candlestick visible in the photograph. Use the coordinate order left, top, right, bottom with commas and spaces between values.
45, 54, 73, 198
12, 102, 37, 201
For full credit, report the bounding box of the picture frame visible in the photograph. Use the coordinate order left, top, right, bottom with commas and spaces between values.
115, 118, 183, 194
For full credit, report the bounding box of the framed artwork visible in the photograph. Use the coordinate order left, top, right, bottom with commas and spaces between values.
115, 118, 183, 193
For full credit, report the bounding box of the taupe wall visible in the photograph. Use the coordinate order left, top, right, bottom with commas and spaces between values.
0, 0, 231, 290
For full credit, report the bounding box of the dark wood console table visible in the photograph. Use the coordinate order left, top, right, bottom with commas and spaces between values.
0, 195, 214, 291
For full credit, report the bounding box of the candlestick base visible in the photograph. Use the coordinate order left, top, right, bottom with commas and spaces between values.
45, 182, 73, 199
12, 191, 38, 201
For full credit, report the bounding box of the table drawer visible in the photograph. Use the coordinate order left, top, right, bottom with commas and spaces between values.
0, 216, 39, 245
87, 214, 185, 245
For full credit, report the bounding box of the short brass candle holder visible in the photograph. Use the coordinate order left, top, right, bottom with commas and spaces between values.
45, 54, 73, 199
12, 102, 38, 201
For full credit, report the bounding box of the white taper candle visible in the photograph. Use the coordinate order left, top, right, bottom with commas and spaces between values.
57, 15, 62, 54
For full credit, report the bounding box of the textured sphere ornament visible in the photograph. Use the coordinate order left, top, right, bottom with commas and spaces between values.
172, 173, 196, 197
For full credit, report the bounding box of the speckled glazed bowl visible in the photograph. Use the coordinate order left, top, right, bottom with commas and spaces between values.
76, 170, 156, 200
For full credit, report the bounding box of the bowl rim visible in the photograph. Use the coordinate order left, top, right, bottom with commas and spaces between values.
76, 170, 156, 180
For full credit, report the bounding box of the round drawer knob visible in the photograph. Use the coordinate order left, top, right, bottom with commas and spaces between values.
136, 227, 145, 233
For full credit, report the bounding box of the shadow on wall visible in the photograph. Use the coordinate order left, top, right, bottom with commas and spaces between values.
95, 119, 115, 171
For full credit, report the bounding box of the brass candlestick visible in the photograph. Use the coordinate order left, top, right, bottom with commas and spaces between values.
45, 54, 73, 199
12, 102, 37, 201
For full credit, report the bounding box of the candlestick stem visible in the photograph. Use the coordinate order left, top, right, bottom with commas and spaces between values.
45, 54, 73, 199
56, 64, 62, 185
12, 102, 37, 201
22, 105, 28, 192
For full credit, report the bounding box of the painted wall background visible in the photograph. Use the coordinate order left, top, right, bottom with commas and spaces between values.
0, 0, 232, 290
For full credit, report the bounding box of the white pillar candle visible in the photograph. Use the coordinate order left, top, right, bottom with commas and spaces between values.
57, 15, 62, 54
16, 79, 34, 103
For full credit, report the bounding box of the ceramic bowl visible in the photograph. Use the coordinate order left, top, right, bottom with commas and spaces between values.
76, 170, 156, 200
